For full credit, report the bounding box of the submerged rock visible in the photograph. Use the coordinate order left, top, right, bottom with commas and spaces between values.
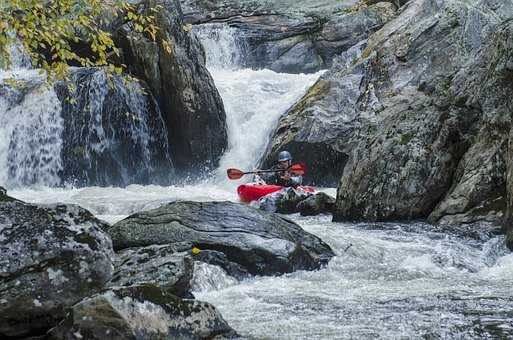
108, 201, 334, 275
110, 244, 194, 298
48, 284, 237, 340
115, 0, 228, 175
0, 201, 114, 338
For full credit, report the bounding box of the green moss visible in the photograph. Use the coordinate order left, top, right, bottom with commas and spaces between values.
398, 132, 414, 145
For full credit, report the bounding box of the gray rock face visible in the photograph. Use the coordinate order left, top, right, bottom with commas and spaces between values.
184, 0, 396, 73
115, 0, 228, 175
0, 202, 114, 338
107, 201, 335, 275
258, 0, 513, 223
110, 245, 194, 298
332, 0, 513, 223
48, 284, 237, 340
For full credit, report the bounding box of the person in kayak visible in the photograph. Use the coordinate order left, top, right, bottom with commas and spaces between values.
258, 151, 303, 187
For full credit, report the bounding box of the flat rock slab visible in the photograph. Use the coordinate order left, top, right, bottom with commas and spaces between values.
0, 201, 114, 338
48, 284, 237, 339
108, 201, 334, 276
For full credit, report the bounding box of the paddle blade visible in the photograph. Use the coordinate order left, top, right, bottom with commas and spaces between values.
227, 168, 244, 180
291, 163, 307, 176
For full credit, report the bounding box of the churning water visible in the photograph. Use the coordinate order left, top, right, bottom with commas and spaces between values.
3, 21, 513, 339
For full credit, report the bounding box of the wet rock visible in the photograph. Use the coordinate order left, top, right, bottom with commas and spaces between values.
297, 192, 336, 216
114, 0, 228, 175
259, 187, 312, 214
0, 201, 114, 338
0, 186, 16, 203
48, 284, 237, 340
107, 201, 335, 276
55, 68, 174, 187
194, 250, 249, 280
184, 1, 396, 73
110, 244, 194, 298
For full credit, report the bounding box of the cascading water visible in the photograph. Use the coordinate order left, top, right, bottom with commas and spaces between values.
0, 53, 173, 187
0, 66, 64, 187
194, 23, 323, 184
4, 21, 513, 340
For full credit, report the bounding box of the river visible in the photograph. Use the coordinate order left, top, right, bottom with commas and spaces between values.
3, 23, 513, 339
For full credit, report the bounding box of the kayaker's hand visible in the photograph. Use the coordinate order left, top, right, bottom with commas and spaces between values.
281, 172, 291, 180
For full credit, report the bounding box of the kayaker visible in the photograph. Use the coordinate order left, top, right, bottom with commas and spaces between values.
258, 151, 302, 187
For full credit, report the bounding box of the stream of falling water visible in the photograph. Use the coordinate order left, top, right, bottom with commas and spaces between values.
3, 22, 513, 339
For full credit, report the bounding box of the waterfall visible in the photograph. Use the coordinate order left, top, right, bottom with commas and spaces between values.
193, 23, 323, 184
192, 24, 247, 70
0, 73, 64, 187
0, 50, 174, 187
56, 68, 174, 187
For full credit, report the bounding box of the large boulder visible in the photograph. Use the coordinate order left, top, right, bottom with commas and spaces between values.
107, 201, 335, 275
115, 0, 228, 175
0, 201, 114, 338
332, 0, 513, 222
110, 245, 194, 298
48, 284, 237, 340
184, 0, 396, 73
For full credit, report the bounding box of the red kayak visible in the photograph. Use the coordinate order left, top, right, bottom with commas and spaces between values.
237, 184, 315, 203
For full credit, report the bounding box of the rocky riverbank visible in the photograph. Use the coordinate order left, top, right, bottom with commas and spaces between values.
0, 188, 334, 338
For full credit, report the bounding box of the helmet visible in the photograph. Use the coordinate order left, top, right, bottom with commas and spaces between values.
277, 151, 292, 162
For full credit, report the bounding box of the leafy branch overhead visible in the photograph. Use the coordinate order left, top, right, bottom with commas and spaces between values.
0, 0, 167, 80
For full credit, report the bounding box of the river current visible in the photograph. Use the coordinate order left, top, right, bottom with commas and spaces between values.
4, 23, 513, 339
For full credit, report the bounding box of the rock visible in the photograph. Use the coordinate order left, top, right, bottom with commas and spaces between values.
259, 187, 313, 214
110, 244, 194, 298
194, 250, 249, 280
259, 0, 513, 221
184, 1, 396, 73
331, 0, 513, 222
114, 0, 228, 175
107, 201, 335, 275
507, 226, 513, 251
55, 68, 174, 187
0, 201, 114, 338
0, 186, 16, 203
48, 284, 237, 340
297, 192, 336, 216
